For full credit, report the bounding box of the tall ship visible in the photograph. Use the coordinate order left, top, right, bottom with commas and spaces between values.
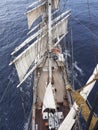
9, 0, 98, 130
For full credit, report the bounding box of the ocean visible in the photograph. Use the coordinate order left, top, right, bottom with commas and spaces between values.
0, 0, 98, 130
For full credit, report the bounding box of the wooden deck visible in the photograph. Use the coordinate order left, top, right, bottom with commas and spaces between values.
37, 59, 66, 107
32, 56, 75, 130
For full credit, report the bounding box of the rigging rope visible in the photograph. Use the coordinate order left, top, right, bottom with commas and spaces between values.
72, 17, 98, 39
19, 89, 27, 120
67, 73, 98, 93
87, 0, 97, 66
0, 68, 16, 103
70, 14, 75, 88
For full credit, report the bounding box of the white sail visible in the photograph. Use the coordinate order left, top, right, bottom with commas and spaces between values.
17, 56, 44, 88
11, 25, 47, 55
28, 9, 60, 35
52, 10, 71, 24
27, 22, 43, 35
26, 1, 46, 29
52, 15, 68, 40
42, 82, 56, 112
11, 34, 47, 82
10, 18, 68, 82
10, 10, 69, 83
27, 0, 60, 29
53, 33, 67, 47
52, 0, 59, 9
60, 64, 98, 130
11, 14, 69, 55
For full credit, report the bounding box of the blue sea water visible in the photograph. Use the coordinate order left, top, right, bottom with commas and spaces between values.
0, 0, 98, 130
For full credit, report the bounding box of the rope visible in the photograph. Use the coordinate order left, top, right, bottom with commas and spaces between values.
69, 75, 98, 93
70, 14, 75, 88
19, 89, 27, 120
72, 17, 98, 39
0, 68, 16, 103
76, 70, 98, 92
87, 0, 97, 66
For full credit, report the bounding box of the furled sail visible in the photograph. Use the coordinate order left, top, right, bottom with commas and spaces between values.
11, 34, 48, 82
61, 64, 98, 130
42, 82, 56, 112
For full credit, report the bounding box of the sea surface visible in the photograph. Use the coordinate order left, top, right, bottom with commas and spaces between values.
0, 0, 98, 130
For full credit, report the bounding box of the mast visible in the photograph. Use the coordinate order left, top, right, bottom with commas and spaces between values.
48, 0, 52, 83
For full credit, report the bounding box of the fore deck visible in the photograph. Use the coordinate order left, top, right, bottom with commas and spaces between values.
32, 52, 75, 130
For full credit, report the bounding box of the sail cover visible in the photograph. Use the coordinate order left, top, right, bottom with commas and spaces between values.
42, 83, 56, 112
13, 34, 47, 82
